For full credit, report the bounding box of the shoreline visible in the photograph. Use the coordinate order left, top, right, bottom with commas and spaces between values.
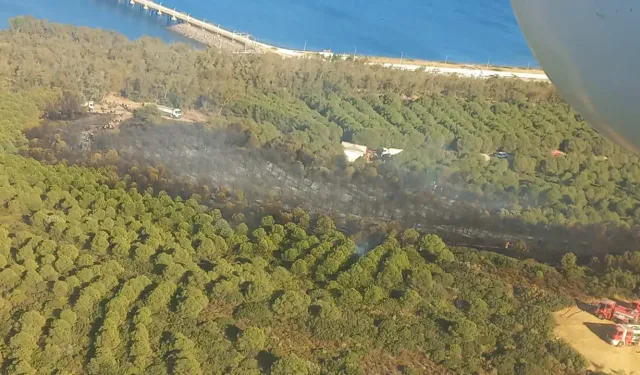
169, 24, 247, 53
166, 20, 548, 81
365, 55, 544, 75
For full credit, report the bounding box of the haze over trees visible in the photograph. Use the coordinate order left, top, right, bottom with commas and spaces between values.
0, 16, 636, 374
6, 17, 640, 239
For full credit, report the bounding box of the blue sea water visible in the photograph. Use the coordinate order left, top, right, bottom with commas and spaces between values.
0, 0, 538, 67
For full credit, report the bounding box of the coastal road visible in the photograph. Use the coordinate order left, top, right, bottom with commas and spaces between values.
368, 62, 549, 81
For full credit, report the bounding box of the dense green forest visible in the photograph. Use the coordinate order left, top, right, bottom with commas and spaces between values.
5, 16, 640, 235
0, 17, 640, 374
0, 90, 624, 375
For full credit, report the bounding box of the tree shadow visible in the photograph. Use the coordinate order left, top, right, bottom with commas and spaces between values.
256, 350, 278, 371
558, 301, 595, 319
590, 361, 636, 375
576, 300, 595, 312
611, 298, 638, 309
225, 324, 241, 341
197, 259, 215, 272
584, 322, 613, 343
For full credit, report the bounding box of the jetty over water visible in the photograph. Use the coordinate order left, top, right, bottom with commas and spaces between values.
121, 0, 549, 80
129, 0, 254, 45
125, 0, 306, 55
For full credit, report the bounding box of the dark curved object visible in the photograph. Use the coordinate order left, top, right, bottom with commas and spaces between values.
511, 0, 640, 154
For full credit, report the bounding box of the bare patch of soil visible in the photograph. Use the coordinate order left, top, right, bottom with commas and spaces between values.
554, 305, 640, 374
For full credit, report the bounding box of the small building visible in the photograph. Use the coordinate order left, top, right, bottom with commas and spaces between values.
341, 142, 403, 163
342, 142, 368, 162
381, 148, 404, 157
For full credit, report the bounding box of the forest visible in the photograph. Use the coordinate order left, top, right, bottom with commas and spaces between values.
4, 16, 640, 243
0, 16, 638, 374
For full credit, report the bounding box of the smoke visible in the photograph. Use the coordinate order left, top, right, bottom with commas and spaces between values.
24, 115, 639, 258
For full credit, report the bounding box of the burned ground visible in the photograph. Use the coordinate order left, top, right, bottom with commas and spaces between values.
25, 115, 639, 259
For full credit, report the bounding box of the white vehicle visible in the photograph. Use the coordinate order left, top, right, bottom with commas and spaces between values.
494, 151, 510, 159
82, 101, 95, 112
156, 104, 183, 118
608, 324, 640, 347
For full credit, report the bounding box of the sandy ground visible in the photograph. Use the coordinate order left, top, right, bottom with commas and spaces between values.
364, 61, 549, 81
554, 305, 640, 374
366, 56, 544, 75
181, 109, 209, 123
95, 94, 207, 124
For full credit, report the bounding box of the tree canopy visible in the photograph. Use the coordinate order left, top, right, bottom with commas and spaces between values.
0, 16, 636, 375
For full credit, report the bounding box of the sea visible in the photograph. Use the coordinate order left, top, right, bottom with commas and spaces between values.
0, 0, 538, 67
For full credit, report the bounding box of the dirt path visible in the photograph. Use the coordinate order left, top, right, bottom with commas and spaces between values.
181, 109, 209, 123
554, 306, 640, 374
366, 56, 545, 75
103, 93, 142, 110
95, 94, 208, 124
94, 93, 141, 126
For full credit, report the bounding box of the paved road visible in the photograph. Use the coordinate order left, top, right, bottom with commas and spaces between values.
368, 62, 549, 80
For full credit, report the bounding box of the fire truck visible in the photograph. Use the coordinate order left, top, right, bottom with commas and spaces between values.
607, 324, 640, 347
595, 299, 640, 323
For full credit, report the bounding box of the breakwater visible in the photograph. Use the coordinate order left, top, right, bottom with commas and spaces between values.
121, 0, 549, 79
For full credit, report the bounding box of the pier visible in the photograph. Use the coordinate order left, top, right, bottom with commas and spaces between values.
125, 0, 274, 52
118, 0, 549, 80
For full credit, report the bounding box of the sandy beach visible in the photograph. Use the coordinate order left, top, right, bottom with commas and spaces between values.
365, 55, 544, 75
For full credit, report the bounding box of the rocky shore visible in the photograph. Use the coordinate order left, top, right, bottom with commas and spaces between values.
168, 23, 548, 80
169, 23, 257, 53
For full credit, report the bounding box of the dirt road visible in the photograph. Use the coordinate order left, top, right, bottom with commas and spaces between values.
181, 109, 209, 123
365, 56, 545, 75
97, 94, 207, 124
554, 306, 640, 374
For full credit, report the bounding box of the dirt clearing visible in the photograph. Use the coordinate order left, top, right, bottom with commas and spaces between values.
96, 93, 208, 124
554, 305, 640, 374
366, 56, 545, 74
180, 109, 209, 123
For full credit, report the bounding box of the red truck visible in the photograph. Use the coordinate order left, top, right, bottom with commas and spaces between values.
607, 324, 640, 347
595, 299, 640, 323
